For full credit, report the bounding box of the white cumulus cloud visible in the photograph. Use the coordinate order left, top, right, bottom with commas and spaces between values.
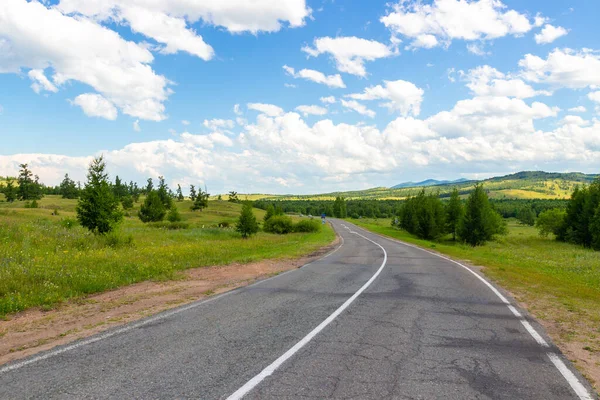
0, 0, 170, 121
71, 94, 118, 120
247, 103, 284, 117
348, 80, 424, 116
340, 99, 376, 118
519, 48, 600, 89
283, 65, 345, 88
295, 105, 328, 116
464, 65, 550, 98
535, 25, 568, 45
302, 36, 395, 77
381, 0, 535, 50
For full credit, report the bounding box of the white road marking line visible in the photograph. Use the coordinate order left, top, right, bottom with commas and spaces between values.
0, 238, 346, 375
349, 223, 593, 400
227, 227, 387, 400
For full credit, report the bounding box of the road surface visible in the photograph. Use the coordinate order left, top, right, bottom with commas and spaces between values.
0, 220, 595, 399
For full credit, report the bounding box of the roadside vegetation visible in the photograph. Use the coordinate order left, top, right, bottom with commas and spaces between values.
0, 161, 334, 317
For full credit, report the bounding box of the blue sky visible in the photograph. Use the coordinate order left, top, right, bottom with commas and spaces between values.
1, 0, 599, 194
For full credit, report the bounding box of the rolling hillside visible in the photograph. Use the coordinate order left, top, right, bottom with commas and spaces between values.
239, 171, 598, 201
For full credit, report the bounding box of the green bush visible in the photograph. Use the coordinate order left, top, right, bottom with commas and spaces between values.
294, 219, 321, 233
60, 217, 78, 230
24, 200, 39, 209
218, 221, 230, 228
535, 208, 566, 237
264, 215, 294, 234
167, 205, 182, 222
121, 195, 134, 210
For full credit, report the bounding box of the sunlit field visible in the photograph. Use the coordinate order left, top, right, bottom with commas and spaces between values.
0, 196, 335, 317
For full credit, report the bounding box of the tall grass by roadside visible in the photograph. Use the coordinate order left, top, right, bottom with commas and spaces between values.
0, 198, 335, 316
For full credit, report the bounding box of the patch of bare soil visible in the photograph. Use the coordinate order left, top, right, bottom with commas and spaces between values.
0, 237, 339, 367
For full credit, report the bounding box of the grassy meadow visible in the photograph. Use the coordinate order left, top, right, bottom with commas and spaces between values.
0, 196, 335, 317
353, 218, 600, 375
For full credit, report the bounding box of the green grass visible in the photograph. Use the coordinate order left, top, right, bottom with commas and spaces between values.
0, 196, 335, 317
351, 218, 600, 348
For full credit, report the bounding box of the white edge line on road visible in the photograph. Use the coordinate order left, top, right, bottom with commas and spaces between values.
349, 223, 593, 400
0, 237, 346, 376
226, 229, 387, 400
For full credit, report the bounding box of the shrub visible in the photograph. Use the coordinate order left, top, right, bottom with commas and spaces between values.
60, 217, 78, 230
138, 190, 166, 222
236, 202, 259, 238
167, 205, 182, 222
294, 219, 321, 233
218, 221, 230, 228
121, 195, 134, 210
264, 215, 294, 234
535, 208, 566, 238
24, 200, 39, 209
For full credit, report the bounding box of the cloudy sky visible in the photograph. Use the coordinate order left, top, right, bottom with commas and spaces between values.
1, 0, 599, 194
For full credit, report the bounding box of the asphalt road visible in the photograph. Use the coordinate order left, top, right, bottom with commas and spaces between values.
0, 220, 595, 399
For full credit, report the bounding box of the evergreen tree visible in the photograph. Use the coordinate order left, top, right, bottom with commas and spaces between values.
121, 195, 134, 210
264, 204, 275, 221
189, 185, 197, 201
76, 156, 123, 234
558, 179, 600, 247
167, 204, 182, 222
176, 184, 184, 201
59, 173, 79, 199
446, 188, 464, 240
228, 191, 240, 203
3, 178, 17, 202
191, 188, 209, 211
156, 176, 172, 209
138, 190, 166, 222
145, 178, 154, 194
113, 175, 128, 200
236, 202, 259, 238
17, 164, 43, 201
458, 184, 506, 246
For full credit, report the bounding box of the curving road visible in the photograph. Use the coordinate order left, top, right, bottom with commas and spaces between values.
0, 220, 595, 399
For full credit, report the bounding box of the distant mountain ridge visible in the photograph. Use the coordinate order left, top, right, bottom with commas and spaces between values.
391, 178, 470, 189
246, 170, 599, 201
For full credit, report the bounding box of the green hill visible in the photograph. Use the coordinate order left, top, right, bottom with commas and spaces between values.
242, 171, 598, 201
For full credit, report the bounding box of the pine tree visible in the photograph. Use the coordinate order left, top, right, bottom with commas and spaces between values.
446, 188, 464, 240
458, 184, 506, 246
17, 164, 43, 201
228, 191, 240, 203
59, 173, 79, 199
167, 204, 182, 222
191, 188, 209, 211
3, 178, 16, 202
264, 204, 275, 221
145, 178, 154, 194
113, 175, 128, 200
236, 202, 259, 238
176, 184, 184, 201
189, 185, 197, 201
138, 190, 166, 222
156, 176, 172, 209
76, 156, 123, 234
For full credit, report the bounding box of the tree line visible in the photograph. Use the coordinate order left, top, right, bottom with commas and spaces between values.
395, 185, 506, 246
536, 178, 600, 250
